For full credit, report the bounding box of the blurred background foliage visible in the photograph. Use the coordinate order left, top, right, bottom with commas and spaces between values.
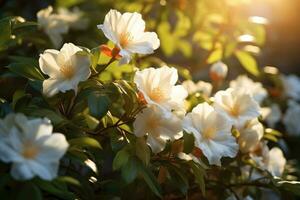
0, 0, 300, 199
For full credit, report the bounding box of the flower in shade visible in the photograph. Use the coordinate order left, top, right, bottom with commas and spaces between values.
238, 118, 264, 153
229, 75, 268, 104
267, 147, 286, 177
183, 102, 238, 166
133, 105, 183, 153
134, 66, 188, 114
250, 142, 286, 177
0, 113, 69, 180
261, 104, 281, 128
213, 88, 260, 127
97, 9, 160, 64
210, 61, 228, 81
37, 6, 69, 48
182, 80, 212, 97
39, 43, 91, 97
282, 74, 300, 100
57, 7, 89, 30
283, 100, 300, 136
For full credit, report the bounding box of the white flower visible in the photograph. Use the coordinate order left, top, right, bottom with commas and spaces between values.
0, 113, 69, 180
238, 118, 264, 153
37, 6, 69, 48
133, 105, 183, 153
210, 61, 228, 81
261, 104, 281, 128
213, 88, 260, 127
134, 66, 188, 113
250, 143, 286, 177
283, 100, 300, 136
97, 9, 160, 64
182, 80, 212, 97
39, 43, 91, 97
183, 102, 238, 166
267, 147, 286, 177
229, 75, 268, 104
282, 74, 300, 100
57, 7, 89, 30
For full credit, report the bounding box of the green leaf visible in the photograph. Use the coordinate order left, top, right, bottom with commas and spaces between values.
167, 165, 189, 194
235, 50, 260, 76
121, 157, 138, 183
137, 161, 162, 198
56, 176, 81, 187
189, 161, 206, 196
26, 108, 66, 126
16, 183, 42, 200
183, 132, 195, 154
207, 48, 223, 64
34, 179, 75, 200
0, 17, 11, 51
113, 149, 130, 170
135, 137, 150, 166
7, 62, 44, 81
88, 92, 110, 119
275, 180, 300, 196
69, 137, 102, 149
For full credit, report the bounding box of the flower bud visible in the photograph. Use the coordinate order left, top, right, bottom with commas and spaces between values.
210, 61, 228, 81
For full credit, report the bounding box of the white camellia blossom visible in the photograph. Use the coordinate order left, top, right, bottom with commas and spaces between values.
282, 74, 300, 100
0, 113, 69, 180
39, 43, 91, 97
238, 118, 264, 153
37, 6, 69, 48
182, 80, 212, 97
283, 100, 300, 136
134, 66, 188, 114
97, 9, 160, 64
229, 75, 268, 104
210, 61, 228, 81
183, 102, 238, 166
267, 147, 286, 177
250, 142, 286, 177
213, 88, 260, 127
133, 105, 183, 153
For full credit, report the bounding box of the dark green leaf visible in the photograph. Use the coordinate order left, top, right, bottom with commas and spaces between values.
16, 183, 42, 200
69, 137, 102, 149
113, 149, 130, 170
121, 157, 138, 183
7, 62, 44, 81
88, 92, 110, 119
183, 132, 195, 154
135, 137, 150, 166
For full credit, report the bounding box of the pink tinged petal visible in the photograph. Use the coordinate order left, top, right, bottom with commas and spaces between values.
147, 135, 166, 154
11, 163, 35, 180
27, 160, 59, 180
39, 49, 60, 77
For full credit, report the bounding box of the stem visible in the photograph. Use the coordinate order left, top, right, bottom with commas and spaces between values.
91, 57, 115, 78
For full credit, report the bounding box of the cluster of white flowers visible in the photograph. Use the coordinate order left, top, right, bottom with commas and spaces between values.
37, 6, 88, 47
0, 7, 290, 184
0, 113, 68, 180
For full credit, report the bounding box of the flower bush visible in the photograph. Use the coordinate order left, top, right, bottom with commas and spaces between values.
0, 0, 300, 199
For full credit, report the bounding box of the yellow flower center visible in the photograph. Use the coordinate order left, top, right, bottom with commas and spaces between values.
229, 103, 240, 117
119, 32, 133, 48
22, 145, 39, 159
149, 87, 166, 103
60, 65, 75, 79
202, 127, 216, 140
